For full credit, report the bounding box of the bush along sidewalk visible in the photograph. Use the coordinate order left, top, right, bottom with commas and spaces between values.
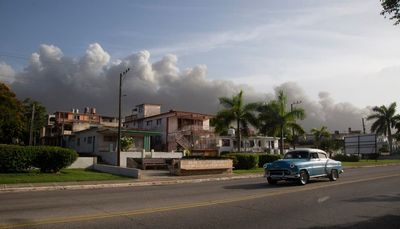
0, 144, 78, 173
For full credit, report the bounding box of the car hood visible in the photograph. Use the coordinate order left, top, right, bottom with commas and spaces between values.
265, 159, 308, 169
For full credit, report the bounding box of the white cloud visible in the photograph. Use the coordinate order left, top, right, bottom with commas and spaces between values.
0, 62, 16, 84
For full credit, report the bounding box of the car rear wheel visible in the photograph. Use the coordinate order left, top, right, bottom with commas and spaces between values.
329, 169, 339, 181
267, 177, 277, 185
298, 170, 309, 185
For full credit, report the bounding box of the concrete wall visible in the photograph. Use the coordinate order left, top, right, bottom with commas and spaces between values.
93, 164, 140, 178
179, 159, 232, 170
119, 151, 183, 167
68, 157, 97, 169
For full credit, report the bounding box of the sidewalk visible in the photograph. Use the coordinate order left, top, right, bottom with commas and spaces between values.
0, 171, 263, 193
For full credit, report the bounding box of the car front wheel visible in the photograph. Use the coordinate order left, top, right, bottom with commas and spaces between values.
298, 170, 309, 185
329, 169, 339, 181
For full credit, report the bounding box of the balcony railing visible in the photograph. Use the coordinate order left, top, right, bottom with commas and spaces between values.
178, 125, 215, 132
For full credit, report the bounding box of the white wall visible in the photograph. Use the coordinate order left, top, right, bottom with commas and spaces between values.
68, 157, 97, 169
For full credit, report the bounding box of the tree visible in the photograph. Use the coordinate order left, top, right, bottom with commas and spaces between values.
213, 90, 258, 152
0, 83, 24, 144
21, 98, 47, 145
367, 102, 400, 154
381, 0, 400, 25
257, 90, 305, 154
310, 126, 331, 149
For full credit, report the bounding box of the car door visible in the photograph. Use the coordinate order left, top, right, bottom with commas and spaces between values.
310, 152, 326, 176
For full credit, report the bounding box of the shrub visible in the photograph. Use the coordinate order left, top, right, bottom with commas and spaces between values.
258, 154, 282, 168
32, 146, 78, 173
120, 136, 134, 151
228, 153, 258, 170
332, 154, 359, 162
0, 144, 35, 172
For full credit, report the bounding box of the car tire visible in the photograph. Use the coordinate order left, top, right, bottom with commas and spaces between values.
329, 169, 339, 181
298, 170, 309, 185
267, 177, 277, 185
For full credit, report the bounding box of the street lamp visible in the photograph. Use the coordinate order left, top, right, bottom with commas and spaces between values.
291, 100, 302, 149
117, 68, 130, 166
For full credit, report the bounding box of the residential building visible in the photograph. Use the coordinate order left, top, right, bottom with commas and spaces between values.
124, 104, 218, 156
217, 135, 280, 154
68, 126, 162, 165
40, 107, 119, 146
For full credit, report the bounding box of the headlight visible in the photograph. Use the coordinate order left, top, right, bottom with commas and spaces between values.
290, 163, 295, 169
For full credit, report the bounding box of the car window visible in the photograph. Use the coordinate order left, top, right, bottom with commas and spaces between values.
284, 151, 309, 159
310, 153, 319, 159
318, 153, 327, 159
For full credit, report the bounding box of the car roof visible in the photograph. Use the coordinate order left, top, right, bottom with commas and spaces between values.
287, 148, 327, 154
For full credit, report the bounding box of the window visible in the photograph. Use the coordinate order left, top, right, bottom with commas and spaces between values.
77, 138, 80, 146
156, 119, 162, 125
87, 136, 92, 144
318, 153, 327, 159
84, 137, 86, 142
74, 115, 80, 120
310, 153, 319, 159
222, 139, 230, 147
146, 120, 152, 126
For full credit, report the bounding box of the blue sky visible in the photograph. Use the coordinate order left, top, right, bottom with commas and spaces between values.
1, 0, 400, 131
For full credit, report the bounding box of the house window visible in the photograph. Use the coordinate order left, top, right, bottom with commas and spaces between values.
222, 139, 230, 147
74, 115, 80, 120
84, 137, 86, 142
77, 138, 80, 146
87, 136, 92, 144
146, 120, 152, 126
156, 119, 162, 126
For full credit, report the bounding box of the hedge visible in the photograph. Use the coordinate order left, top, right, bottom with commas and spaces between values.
228, 153, 259, 170
332, 154, 360, 162
258, 154, 282, 167
0, 144, 36, 172
32, 146, 78, 173
0, 144, 78, 173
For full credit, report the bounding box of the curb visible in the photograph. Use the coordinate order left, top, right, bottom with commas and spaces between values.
0, 174, 263, 193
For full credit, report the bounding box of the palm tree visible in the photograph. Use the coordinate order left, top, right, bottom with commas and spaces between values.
310, 126, 331, 149
367, 102, 400, 154
257, 90, 305, 154
213, 90, 258, 152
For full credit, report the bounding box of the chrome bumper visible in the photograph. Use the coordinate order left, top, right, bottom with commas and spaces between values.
264, 171, 300, 179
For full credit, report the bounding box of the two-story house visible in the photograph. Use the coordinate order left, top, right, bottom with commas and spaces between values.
124, 104, 218, 156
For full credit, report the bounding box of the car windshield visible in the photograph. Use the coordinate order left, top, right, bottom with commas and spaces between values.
284, 151, 309, 159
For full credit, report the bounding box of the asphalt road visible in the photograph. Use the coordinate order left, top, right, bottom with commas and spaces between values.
0, 165, 399, 229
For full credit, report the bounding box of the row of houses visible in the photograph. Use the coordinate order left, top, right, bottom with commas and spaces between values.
40, 103, 280, 165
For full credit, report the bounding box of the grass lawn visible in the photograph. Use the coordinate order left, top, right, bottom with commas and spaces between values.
233, 168, 264, 174
0, 169, 132, 184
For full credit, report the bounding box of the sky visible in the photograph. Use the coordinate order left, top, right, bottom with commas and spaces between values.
1, 0, 400, 132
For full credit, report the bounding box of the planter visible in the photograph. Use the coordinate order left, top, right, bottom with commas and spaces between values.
170, 159, 233, 176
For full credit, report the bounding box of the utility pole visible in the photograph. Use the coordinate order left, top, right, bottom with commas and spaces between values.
290, 101, 302, 149
117, 68, 130, 166
29, 103, 35, 146
362, 118, 366, 134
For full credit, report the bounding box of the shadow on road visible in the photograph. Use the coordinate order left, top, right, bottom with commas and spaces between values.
302, 214, 400, 229
223, 179, 332, 190
345, 193, 400, 203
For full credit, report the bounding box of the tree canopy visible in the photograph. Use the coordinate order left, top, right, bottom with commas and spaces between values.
381, 0, 400, 25
257, 90, 305, 154
367, 102, 400, 154
0, 83, 24, 144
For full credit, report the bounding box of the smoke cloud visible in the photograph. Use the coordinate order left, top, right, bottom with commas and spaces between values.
3, 43, 369, 132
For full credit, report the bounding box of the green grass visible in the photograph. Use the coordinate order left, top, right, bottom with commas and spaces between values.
342, 159, 400, 167
233, 168, 264, 174
0, 169, 132, 184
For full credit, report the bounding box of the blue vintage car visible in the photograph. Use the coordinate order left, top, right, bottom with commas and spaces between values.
264, 148, 343, 185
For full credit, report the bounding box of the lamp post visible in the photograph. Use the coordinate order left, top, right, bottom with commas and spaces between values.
117, 68, 130, 166
291, 100, 302, 149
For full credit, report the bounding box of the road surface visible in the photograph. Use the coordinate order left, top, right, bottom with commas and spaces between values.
0, 165, 399, 229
